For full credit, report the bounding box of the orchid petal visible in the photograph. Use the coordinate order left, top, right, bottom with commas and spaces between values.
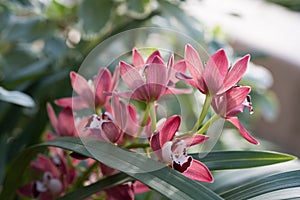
173, 156, 192, 173
184, 44, 203, 80
70, 72, 94, 106
134, 181, 150, 194
225, 86, 251, 114
204, 49, 228, 94
132, 48, 144, 68
57, 107, 75, 137
180, 135, 209, 147
106, 183, 134, 200
159, 115, 181, 147
101, 121, 121, 143
55, 97, 89, 110
47, 103, 59, 134
95, 68, 112, 107
226, 116, 259, 145
220, 55, 250, 94
145, 50, 162, 64
150, 132, 162, 159
183, 160, 213, 182
165, 87, 193, 95
31, 155, 60, 178
119, 61, 144, 90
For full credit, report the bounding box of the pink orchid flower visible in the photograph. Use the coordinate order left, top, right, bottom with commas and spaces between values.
177, 44, 250, 95
150, 115, 213, 182
117, 48, 190, 102
19, 154, 75, 200
55, 68, 119, 110
212, 86, 258, 144
84, 97, 139, 144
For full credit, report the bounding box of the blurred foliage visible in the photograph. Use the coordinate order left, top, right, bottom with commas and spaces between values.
0, 0, 279, 194
266, 0, 300, 12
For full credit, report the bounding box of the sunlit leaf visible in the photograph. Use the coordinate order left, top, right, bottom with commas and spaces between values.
220, 170, 300, 200
193, 150, 296, 171
0, 86, 35, 107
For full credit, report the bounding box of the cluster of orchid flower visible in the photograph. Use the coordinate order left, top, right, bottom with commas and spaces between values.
19, 44, 258, 199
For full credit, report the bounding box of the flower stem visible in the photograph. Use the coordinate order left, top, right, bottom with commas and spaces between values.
196, 114, 220, 135
191, 94, 212, 132
124, 142, 150, 149
133, 102, 152, 143
149, 101, 157, 131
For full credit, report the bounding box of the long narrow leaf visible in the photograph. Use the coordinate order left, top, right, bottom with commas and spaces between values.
0, 137, 222, 200
192, 151, 296, 170
58, 173, 133, 200
220, 170, 300, 200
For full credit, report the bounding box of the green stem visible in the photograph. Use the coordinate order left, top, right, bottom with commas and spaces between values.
133, 103, 152, 143
191, 94, 212, 132
149, 101, 157, 131
196, 114, 220, 135
123, 142, 150, 149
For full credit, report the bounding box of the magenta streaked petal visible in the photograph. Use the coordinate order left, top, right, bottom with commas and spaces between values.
101, 121, 121, 143
55, 97, 89, 110
180, 135, 209, 147
132, 48, 145, 68
95, 68, 112, 107
106, 183, 134, 200
184, 44, 203, 80
220, 55, 250, 94
112, 66, 120, 90
183, 160, 213, 182
57, 107, 75, 137
150, 132, 161, 151
47, 103, 59, 134
31, 154, 60, 178
165, 87, 192, 95
134, 181, 150, 194
18, 182, 37, 198
226, 116, 259, 145
225, 86, 251, 114
70, 72, 94, 106
145, 50, 162, 64
204, 49, 228, 94
159, 115, 181, 146
146, 61, 167, 96
168, 60, 186, 84
119, 61, 144, 90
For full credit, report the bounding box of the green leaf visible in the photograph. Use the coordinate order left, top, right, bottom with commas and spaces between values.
78, 0, 113, 36
0, 86, 35, 107
1, 137, 222, 200
58, 173, 133, 200
220, 170, 300, 200
193, 150, 296, 171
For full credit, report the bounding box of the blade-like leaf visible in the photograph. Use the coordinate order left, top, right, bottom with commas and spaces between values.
220, 170, 300, 200
0, 86, 35, 107
1, 137, 222, 200
58, 173, 133, 200
192, 151, 296, 171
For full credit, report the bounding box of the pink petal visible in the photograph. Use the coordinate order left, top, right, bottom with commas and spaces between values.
159, 115, 181, 146
225, 86, 251, 114
204, 49, 228, 94
132, 48, 145, 68
169, 60, 186, 84
145, 50, 162, 64
175, 72, 200, 90
119, 61, 144, 90
220, 54, 250, 94
183, 160, 213, 182
70, 72, 94, 106
180, 135, 209, 147
111, 66, 120, 90
184, 44, 203, 82
47, 103, 59, 134
226, 116, 259, 145
94, 68, 112, 107
106, 183, 134, 200
57, 107, 75, 137
55, 97, 89, 110
150, 132, 161, 152
165, 87, 193, 95
101, 121, 121, 143
134, 181, 150, 194
18, 182, 36, 198
31, 154, 60, 178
